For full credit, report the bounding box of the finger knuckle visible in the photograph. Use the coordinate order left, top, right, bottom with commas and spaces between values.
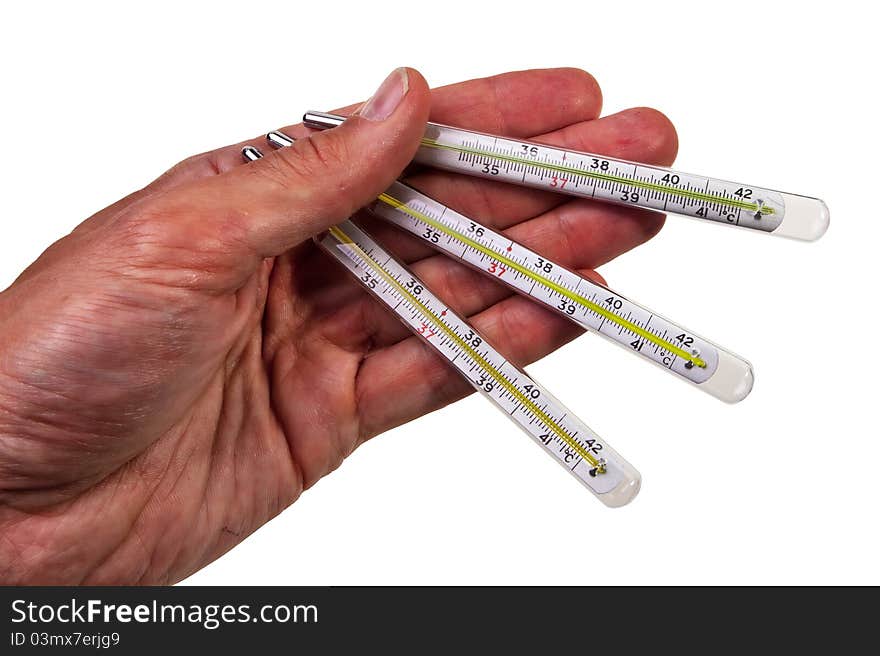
164, 151, 222, 181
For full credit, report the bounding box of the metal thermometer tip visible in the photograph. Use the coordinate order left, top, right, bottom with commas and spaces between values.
267, 130, 295, 148
242, 146, 264, 162
304, 111, 344, 130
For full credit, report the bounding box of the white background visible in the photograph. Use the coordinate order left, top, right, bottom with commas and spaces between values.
2, 1, 876, 585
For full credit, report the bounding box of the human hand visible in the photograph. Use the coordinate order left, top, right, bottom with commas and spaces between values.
0, 67, 676, 584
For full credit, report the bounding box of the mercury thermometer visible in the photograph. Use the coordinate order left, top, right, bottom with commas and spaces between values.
304, 111, 829, 240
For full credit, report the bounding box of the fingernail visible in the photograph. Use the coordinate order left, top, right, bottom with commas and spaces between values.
356, 68, 409, 121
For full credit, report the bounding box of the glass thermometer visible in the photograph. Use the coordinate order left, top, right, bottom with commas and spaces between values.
304, 111, 829, 241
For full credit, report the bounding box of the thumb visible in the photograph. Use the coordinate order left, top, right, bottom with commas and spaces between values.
156, 67, 431, 261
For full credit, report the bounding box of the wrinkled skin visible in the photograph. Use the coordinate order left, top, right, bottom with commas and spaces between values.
0, 68, 676, 583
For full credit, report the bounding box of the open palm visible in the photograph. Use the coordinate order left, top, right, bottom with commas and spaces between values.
0, 68, 676, 583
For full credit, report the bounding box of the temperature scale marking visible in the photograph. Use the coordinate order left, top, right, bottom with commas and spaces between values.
419, 138, 770, 216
